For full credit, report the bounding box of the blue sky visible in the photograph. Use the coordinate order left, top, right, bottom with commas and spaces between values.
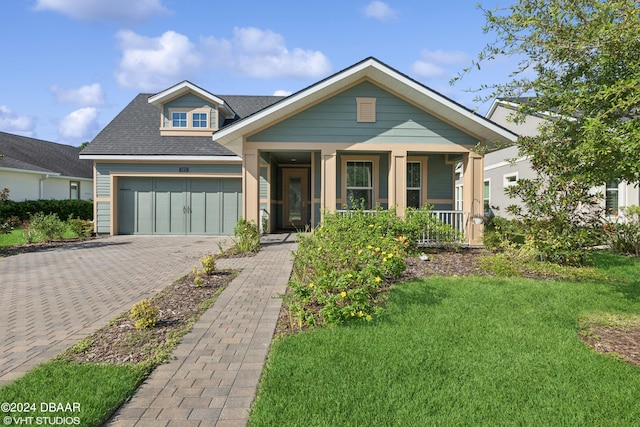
0, 0, 517, 146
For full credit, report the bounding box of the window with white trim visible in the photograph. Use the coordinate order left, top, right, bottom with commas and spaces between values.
406, 161, 421, 209
455, 184, 463, 211
484, 179, 491, 214
70, 181, 80, 200
606, 182, 619, 215
192, 112, 208, 128
503, 172, 518, 187
346, 161, 373, 209
172, 112, 187, 128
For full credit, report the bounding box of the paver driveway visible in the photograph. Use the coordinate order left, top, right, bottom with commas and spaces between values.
0, 235, 230, 386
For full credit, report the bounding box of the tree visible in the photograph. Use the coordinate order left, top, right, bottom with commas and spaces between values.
457, 0, 640, 186
454, 1, 640, 265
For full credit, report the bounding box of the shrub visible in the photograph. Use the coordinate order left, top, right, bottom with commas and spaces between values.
0, 215, 19, 235
605, 206, 640, 257
67, 215, 93, 238
26, 212, 66, 242
284, 204, 464, 329
199, 253, 216, 275
482, 217, 526, 251
193, 274, 204, 288
0, 199, 93, 221
504, 175, 606, 266
129, 299, 159, 330
232, 218, 260, 253
0, 188, 19, 235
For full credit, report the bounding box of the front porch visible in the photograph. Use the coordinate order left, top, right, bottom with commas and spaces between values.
243, 147, 485, 246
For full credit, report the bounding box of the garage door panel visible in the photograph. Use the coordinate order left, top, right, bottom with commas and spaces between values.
118, 177, 153, 234
118, 177, 239, 235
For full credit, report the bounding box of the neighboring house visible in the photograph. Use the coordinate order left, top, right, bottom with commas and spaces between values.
80, 57, 516, 245
484, 98, 640, 219
0, 131, 93, 201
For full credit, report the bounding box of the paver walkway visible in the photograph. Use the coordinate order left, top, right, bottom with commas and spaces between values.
107, 233, 296, 427
0, 235, 229, 386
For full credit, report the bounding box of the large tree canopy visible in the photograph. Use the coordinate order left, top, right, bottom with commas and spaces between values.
458, 0, 640, 185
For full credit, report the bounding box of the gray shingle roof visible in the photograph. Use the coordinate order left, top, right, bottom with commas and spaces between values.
0, 131, 92, 178
82, 93, 284, 156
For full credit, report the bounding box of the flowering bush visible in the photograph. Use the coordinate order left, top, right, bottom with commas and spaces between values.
287, 206, 459, 329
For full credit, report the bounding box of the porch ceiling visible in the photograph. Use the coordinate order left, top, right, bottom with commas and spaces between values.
267, 151, 312, 165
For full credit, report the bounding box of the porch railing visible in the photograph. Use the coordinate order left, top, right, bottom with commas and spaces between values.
415, 210, 469, 247
335, 209, 470, 247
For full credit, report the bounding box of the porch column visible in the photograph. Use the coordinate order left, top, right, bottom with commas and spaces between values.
321, 149, 337, 216
389, 150, 407, 216
243, 147, 260, 225
462, 152, 484, 246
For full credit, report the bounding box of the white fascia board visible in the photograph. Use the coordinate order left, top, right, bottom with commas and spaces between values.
0, 166, 60, 176
78, 155, 242, 162
148, 81, 236, 119
484, 157, 529, 171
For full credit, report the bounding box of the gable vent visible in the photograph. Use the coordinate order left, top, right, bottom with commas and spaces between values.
356, 97, 376, 123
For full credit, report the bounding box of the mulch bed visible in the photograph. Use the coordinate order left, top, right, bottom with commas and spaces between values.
63, 270, 237, 365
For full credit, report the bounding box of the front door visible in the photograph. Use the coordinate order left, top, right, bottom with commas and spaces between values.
282, 168, 309, 229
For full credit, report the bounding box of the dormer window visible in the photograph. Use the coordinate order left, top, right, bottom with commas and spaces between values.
168, 108, 212, 130
149, 81, 236, 136
172, 112, 187, 128
192, 112, 208, 128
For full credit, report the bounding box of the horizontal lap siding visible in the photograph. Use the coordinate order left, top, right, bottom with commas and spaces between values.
247, 81, 478, 146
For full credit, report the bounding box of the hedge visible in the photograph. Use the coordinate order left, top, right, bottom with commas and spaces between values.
0, 199, 93, 221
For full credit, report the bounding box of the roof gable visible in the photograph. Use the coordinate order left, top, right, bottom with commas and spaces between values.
213, 57, 517, 146
247, 80, 478, 146
148, 81, 236, 120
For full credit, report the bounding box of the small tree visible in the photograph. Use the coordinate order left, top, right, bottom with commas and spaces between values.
456, 0, 640, 264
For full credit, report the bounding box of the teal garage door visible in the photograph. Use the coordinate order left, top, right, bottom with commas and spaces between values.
118, 177, 241, 235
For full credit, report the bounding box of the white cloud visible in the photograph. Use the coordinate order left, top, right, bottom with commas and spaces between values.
364, 1, 397, 21
34, 0, 169, 23
411, 62, 447, 79
0, 106, 36, 136
115, 30, 204, 91
58, 107, 99, 140
273, 90, 293, 96
50, 83, 105, 106
202, 27, 332, 79
114, 27, 332, 92
411, 49, 471, 79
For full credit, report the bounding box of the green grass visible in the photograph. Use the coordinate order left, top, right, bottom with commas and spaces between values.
0, 229, 27, 246
249, 253, 640, 426
0, 227, 77, 247
0, 360, 145, 426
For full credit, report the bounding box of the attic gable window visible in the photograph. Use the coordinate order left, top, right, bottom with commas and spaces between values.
192, 112, 207, 128
356, 97, 376, 123
172, 112, 187, 128
167, 108, 213, 130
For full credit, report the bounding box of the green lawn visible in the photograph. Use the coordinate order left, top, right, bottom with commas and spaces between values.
249, 253, 640, 426
0, 227, 75, 247
0, 360, 145, 426
0, 229, 28, 246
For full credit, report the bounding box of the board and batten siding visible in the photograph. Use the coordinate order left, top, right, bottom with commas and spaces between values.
247, 81, 479, 146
